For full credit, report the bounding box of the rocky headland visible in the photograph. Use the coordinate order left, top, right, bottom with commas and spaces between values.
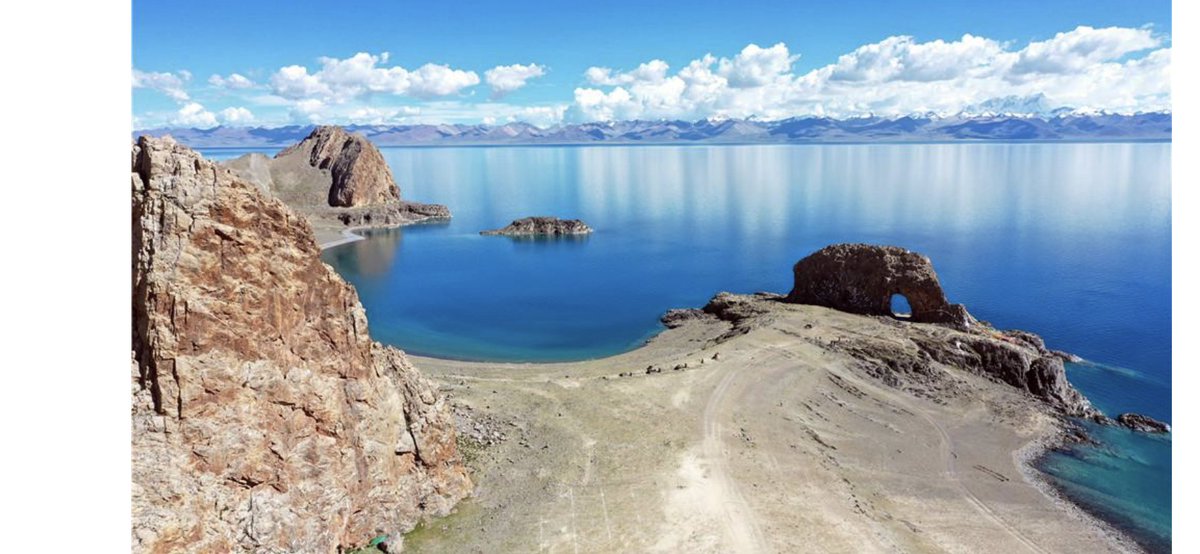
480, 216, 593, 237
129, 141, 1155, 554
400, 243, 1150, 553
224, 125, 450, 246
131, 136, 470, 553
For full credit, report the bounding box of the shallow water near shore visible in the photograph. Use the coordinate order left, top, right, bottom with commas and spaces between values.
204, 142, 1171, 549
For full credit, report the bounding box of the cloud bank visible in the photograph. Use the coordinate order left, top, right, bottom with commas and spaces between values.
132, 25, 1170, 129
569, 26, 1170, 122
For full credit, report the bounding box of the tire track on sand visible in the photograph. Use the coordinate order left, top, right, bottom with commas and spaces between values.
870, 381, 1051, 554
702, 360, 771, 553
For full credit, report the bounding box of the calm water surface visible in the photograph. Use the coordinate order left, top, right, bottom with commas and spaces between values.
207, 142, 1172, 551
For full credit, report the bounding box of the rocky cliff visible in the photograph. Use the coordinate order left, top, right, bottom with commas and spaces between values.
480, 216, 593, 236
224, 126, 449, 241
132, 136, 470, 553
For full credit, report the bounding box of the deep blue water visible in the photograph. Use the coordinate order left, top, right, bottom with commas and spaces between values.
203, 142, 1171, 550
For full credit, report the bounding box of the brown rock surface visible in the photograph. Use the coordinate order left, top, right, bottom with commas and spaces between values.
274, 125, 401, 207
223, 126, 450, 239
1115, 413, 1170, 433
132, 136, 470, 553
786, 243, 975, 328
480, 216, 593, 236
777, 244, 1095, 416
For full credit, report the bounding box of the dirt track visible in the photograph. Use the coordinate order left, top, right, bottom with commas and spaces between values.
402, 298, 1138, 553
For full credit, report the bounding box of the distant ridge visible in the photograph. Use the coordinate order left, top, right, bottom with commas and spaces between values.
135, 113, 1171, 148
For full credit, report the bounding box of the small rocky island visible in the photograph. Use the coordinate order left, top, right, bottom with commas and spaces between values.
481, 216, 593, 237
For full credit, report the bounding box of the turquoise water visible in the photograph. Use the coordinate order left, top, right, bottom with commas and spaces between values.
203, 142, 1171, 550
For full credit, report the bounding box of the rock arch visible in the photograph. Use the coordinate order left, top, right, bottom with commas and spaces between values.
785, 243, 975, 328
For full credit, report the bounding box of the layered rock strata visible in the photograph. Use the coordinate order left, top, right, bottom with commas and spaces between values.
131, 136, 470, 553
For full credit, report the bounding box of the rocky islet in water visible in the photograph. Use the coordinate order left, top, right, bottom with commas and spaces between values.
480, 216, 593, 236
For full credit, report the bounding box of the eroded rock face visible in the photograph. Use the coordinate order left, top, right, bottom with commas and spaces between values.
274, 125, 401, 207
132, 136, 470, 553
908, 330, 1095, 416
481, 216, 593, 236
786, 244, 975, 328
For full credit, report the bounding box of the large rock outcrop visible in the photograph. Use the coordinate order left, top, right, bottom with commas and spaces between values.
132, 136, 470, 553
737, 243, 1097, 416
273, 125, 400, 207
224, 126, 449, 240
786, 243, 974, 328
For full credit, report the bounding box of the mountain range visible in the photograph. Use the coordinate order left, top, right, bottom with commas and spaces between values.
134, 112, 1171, 148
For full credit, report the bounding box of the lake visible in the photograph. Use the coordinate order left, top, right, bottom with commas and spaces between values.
205, 142, 1172, 551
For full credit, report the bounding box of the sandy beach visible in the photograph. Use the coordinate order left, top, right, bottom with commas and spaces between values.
398, 295, 1140, 553
316, 228, 366, 250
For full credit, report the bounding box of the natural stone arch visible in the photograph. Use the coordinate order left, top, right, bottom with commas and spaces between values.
889, 293, 912, 318
785, 243, 975, 328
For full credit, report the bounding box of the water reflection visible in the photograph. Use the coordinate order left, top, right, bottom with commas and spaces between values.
323, 143, 1168, 378
300, 141, 1171, 554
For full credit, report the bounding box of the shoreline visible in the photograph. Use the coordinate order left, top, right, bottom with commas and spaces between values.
316, 215, 450, 251
405, 333, 1148, 552
317, 228, 366, 250
398, 295, 1139, 552
322, 226, 1153, 551
1015, 435, 1147, 553
425, 338, 1153, 553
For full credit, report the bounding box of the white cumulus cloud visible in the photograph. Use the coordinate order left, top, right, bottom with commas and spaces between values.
208, 73, 256, 89
1011, 25, 1161, 75
218, 106, 254, 124
567, 26, 1170, 122
132, 68, 191, 101
171, 102, 218, 128
269, 52, 479, 102
346, 106, 421, 125
485, 63, 546, 97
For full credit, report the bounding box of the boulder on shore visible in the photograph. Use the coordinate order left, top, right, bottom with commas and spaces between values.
481, 216, 593, 236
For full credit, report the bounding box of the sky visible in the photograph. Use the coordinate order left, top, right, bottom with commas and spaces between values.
132, 0, 1172, 129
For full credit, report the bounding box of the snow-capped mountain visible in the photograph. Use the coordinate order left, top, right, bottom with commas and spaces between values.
135, 112, 1170, 148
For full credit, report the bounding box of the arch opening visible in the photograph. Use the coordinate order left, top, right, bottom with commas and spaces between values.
890, 293, 912, 319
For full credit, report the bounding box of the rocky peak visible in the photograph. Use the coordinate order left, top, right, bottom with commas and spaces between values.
274, 125, 401, 207
131, 135, 469, 552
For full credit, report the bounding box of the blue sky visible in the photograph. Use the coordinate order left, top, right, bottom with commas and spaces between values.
132, 0, 1172, 128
